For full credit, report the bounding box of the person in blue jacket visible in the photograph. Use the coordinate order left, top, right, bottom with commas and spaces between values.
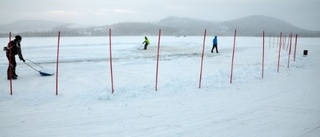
211, 36, 219, 53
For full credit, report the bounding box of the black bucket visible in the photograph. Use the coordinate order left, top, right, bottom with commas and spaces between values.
303, 50, 308, 56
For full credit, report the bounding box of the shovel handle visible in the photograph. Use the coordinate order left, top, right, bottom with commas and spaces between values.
26, 59, 43, 68
24, 62, 40, 72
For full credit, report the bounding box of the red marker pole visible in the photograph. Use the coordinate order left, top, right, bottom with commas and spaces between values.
268, 34, 271, 49
55, 31, 61, 95
262, 31, 265, 79
293, 34, 298, 62
287, 33, 293, 68
277, 35, 279, 48
8, 32, 13, 95
155, 29, 161, 91
230, 29, 237, 84
273, 36, 275, 48
277, 32, 282, 73
198, 29, 207, 88
108, 29, 114, 94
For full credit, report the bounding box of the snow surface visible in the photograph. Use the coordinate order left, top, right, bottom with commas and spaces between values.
1, 36, 320, 137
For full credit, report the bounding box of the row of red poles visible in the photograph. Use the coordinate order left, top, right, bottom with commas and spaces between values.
7, 29, 298, 95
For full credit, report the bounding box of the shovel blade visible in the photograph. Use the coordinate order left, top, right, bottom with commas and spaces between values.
39, 69, 54, 76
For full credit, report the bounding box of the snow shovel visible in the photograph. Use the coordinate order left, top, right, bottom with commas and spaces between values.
137, 43, 144, 50
24, 59, 54, 76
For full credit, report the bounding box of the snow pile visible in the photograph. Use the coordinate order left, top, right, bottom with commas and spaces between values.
0, 36, 319, 137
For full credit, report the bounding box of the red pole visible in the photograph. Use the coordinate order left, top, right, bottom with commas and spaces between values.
262, 31, 265, 79
8, 32, 13, 95
277, 32, 282, 73
283, 35, 286, 50
294, 34, 298, 62
230, 29, 237, 84
277, 35, 279, 48
109, 29, 114, 94
286, 35, 290, 51
198, 29, 207, 88
268, 34, 271, 49
155, 29, 162, 91
55, 31, 61, 95
273, 36, 275, 48
287, 33, 293, 68
285, 36, 288, 50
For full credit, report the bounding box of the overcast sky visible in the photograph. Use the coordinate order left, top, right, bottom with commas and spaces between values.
1, 0, 319, 30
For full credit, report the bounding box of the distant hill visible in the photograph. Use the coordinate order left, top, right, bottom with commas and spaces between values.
0, 15, 319, 37
150, 15, 319, 36
106, 15, 320, 37
0, 20, 70, 33
219, 15, 317, 36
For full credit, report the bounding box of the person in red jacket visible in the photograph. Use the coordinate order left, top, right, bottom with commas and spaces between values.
6, 35, 25, 80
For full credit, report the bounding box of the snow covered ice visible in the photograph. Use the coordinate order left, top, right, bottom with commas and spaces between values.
0, 36, 320, 137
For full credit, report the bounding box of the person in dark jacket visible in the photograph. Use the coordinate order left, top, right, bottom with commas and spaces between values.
6, 35, 25, 80
142, 36, 150, 50
211, 36, 219, 53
